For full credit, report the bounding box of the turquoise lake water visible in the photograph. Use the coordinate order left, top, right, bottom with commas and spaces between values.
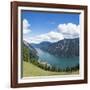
36, 48, 79, 69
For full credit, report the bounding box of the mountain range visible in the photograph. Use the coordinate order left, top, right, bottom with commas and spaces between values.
31, 38, 79, 57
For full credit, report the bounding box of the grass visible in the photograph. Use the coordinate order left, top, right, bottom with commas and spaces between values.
23, 61, 79, 77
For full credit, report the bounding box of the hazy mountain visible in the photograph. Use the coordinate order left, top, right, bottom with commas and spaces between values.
31, 41, 52, 51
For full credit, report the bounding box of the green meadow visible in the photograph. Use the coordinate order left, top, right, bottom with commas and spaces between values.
23, 61, 79, 77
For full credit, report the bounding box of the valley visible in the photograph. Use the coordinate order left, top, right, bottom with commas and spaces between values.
22, 38, 79, 77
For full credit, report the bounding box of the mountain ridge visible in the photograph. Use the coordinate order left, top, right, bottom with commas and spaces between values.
31, 38, 79, 57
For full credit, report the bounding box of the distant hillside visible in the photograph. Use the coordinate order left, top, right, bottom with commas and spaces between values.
31, 41, 52, 51
32, 38, 79, 57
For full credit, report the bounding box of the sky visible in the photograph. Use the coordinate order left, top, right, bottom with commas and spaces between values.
21, 10, 80, 44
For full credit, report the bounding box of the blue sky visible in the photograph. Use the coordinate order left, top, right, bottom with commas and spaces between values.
21, 10, 80, 44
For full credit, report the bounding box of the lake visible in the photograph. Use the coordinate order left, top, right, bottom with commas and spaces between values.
35, 48, 79, 69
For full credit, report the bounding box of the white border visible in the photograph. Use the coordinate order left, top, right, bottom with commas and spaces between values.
18, 6, 84, 83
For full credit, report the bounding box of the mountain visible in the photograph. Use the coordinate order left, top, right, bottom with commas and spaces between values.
31, 41, 52, 51
23, 40, 38, 62
32, 38, 79, 57
47, 38, 79, 57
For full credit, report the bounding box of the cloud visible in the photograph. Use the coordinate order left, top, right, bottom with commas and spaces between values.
23, 22, 80, 44
47, 31, 64, 41
24, 31, 64, 44
23, 19, 31, 34
58, 23, 80, 39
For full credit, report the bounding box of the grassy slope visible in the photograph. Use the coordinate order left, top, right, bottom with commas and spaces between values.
23, 61, 79, 77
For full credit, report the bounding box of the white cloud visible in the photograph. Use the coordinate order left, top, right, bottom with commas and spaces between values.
47, 31, 64, 41
24, 31, 64, 44
24, 22, 80, 44
23, 19, 31, 34
58, 23, 80, 39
